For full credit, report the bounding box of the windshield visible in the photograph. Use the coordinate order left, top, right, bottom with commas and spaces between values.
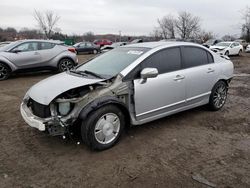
215, 42, 231, 47
205, 39, 215, 45
76, 47, 149, 77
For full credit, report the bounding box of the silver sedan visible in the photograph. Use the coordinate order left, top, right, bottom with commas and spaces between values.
21, 42, 234, 150
0, 39, 78, 80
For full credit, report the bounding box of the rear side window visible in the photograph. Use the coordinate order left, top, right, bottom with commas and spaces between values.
142, 47, 181, 74
182, 47, 210, 68
39, 42, 56, 50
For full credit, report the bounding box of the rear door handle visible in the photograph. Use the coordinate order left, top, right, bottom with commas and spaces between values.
173, 75, 185, 81
207, 68, 215, 73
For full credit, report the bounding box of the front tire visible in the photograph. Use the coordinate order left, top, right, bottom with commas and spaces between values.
238, 49, 242, 56
0, 63, 11, 81
208, 81, 228, 111
225, 51, 229, 56
81, 105, 125, 151
58, 58, 74, 72
93, 49, 98, 54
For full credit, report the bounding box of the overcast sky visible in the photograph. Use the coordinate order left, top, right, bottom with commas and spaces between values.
0, 0, 249, 37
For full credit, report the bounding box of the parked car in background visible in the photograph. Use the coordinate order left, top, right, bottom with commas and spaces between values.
210, 42, 243, 56
0, 41, 12, 48
21, 42, 233, 150
203, 39, 223, 48
94, 39, 112, 47
74, 42, 100, 54
234, 39, 249, 49
245, 44, 250, 53
0, 39, 77, 80
101, 42, 127, 52
130, 39, 143, 44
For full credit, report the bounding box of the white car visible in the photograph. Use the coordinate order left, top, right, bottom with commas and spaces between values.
210, 42, 243, 56
246, 45, 250, 53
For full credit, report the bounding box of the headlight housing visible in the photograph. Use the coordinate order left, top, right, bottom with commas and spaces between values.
58, 102, 72, 116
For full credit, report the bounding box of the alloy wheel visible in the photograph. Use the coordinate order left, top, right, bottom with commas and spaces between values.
213, 84, 227, 109
59, 59, 74, 72
0, 64, 9, 80
94, 113, 120, 144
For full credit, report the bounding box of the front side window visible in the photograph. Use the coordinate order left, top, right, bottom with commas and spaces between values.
77, 47, 149, 77
141, 47, 181, 74
12, 42, 38, 52
182, 47, 209, 68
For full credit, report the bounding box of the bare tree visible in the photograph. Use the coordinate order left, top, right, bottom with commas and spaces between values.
196, 30, 215, 43
157, 14, 176, 39
175, 11, 201, 39
83, 31, 95, 42
241, 6, 250, 42
150, 28, 163, 41
34, 10, 60, 39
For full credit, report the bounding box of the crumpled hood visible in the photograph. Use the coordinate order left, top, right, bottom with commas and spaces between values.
210, 46, 227, 50
27, 72, 104, 105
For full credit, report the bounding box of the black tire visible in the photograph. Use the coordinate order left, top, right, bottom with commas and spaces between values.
81, 105, 125, 151
238, 49, 242, 56
208, 81, 228, 111
58, 58, 74, 72
93, 49, 98, 54
0, 62, 11, 81
225, 51, 229, 56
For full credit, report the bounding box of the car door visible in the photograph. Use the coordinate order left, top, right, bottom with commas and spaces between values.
229, 43, 237, 55
132, 47, 186, 120
37, 42, 57, 64
181, 46, 218, 105
6, 42, 41, 68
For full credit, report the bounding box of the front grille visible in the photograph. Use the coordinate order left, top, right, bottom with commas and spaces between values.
29, 98, 51, 118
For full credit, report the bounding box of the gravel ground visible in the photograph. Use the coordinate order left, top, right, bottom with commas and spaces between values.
0, 53, 249, 188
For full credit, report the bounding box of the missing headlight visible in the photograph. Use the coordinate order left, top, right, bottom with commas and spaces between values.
58, 102, 73, 116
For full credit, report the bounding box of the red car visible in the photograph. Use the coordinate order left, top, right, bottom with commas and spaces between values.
94, 39, 112, 47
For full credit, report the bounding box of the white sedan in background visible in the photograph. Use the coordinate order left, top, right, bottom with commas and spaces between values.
210, 42, 243, 56
246, 45, 250, 53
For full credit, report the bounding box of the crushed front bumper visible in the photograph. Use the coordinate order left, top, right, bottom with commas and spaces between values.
20, 102, 51, 131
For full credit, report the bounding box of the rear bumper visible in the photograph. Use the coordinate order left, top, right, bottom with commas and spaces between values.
20, 102, 50, 131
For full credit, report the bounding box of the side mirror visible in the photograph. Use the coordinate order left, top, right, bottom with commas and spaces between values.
140, 68, 158, 84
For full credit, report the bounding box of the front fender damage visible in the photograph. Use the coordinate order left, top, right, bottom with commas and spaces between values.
45, 75, 131, 136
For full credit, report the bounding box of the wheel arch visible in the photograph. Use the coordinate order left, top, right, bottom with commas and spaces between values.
78, 96, 131, 127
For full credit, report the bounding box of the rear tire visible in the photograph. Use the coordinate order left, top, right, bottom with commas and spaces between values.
93, 49, 98, 54
225, 51, 229, 56
58, 58, 74, 72
0, 62, 11, 81
208, 81, 228, 111
81, 105, 125, 151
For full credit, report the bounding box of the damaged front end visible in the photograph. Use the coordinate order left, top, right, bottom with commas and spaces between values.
20, 75, 131, 137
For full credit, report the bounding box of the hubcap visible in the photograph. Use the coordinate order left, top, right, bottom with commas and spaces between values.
60, 60, 74, 71
0, 64, 8, 79
94, 113, 120, 144
213, 84, 227, 108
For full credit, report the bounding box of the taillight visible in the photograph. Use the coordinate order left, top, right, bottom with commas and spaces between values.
68, 48, 76, 53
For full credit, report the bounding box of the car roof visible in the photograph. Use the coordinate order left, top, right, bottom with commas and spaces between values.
15, 39, 63, 44
123, 41, 203, 49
